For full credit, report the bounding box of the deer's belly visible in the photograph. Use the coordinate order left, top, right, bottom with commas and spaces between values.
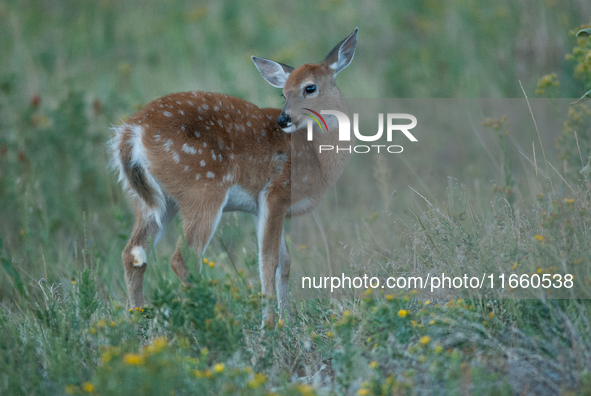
223, 185, 258, 214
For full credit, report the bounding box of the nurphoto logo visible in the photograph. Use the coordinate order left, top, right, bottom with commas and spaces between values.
304, 109, 418, 153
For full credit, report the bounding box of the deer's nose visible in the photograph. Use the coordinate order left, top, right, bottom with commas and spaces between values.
277, 114, 291, 128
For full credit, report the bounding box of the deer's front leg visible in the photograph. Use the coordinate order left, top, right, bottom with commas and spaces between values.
276, 231, 291, 320
256, 191, 287, 327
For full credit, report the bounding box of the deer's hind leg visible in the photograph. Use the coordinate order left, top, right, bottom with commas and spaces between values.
169, 188, 229, 284
123, 199, 177, 308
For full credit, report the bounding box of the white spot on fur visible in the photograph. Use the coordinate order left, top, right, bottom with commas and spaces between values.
164, 139, 173, 152
184, 165, 189, 171
131, 246, 147, 267
195, 131, 201, 137
163, 111, 172, 117
200, 160, 206, 167
211, 150, 217, 160
207, 171, 215, 178
196, 173, 201, 180
182, 143, 196, 154
181, 125, 186, 131
178, 110, 184, 115
203, 142, 207, 147
172, 151, 180, 163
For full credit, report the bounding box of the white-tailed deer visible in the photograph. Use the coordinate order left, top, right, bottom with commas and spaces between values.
110, 28, 358, 325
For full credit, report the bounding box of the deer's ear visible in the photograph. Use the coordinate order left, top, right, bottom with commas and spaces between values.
251, 56, 294, 88
323, 27, 358, 76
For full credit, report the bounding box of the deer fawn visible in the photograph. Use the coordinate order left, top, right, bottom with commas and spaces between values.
110, 28, 358, 325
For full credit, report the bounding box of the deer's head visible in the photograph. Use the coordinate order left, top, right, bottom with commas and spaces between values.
252, 28, 358, 133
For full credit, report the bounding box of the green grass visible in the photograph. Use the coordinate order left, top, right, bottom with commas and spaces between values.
1, 1, 591, 395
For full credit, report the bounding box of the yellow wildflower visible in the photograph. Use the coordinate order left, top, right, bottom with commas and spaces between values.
534, 235, 544, 242
209, 261, 215, 267
247, 373, 267, 388
213, 363, 225, 373
326, 331, 334, 338
385, 294, 394, 301
398, 309, 408, 318
153, 337, 168, 351
297, 384, 315, 396
420, 336, 431, 345
369, 360, 379, 369
123, 353, 144, 366
101, 351, 112, 363
82, 382, 94, 393
358, 389, 370, 396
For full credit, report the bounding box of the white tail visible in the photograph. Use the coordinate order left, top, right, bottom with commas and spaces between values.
110, 28, 358, 325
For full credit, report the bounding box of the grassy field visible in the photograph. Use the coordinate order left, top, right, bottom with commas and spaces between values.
1, 0, 591, 395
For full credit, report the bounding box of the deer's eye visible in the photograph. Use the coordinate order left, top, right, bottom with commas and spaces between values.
305, 84, 317, 94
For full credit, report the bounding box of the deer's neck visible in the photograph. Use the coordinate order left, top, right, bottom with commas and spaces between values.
312, 122, 352, 190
